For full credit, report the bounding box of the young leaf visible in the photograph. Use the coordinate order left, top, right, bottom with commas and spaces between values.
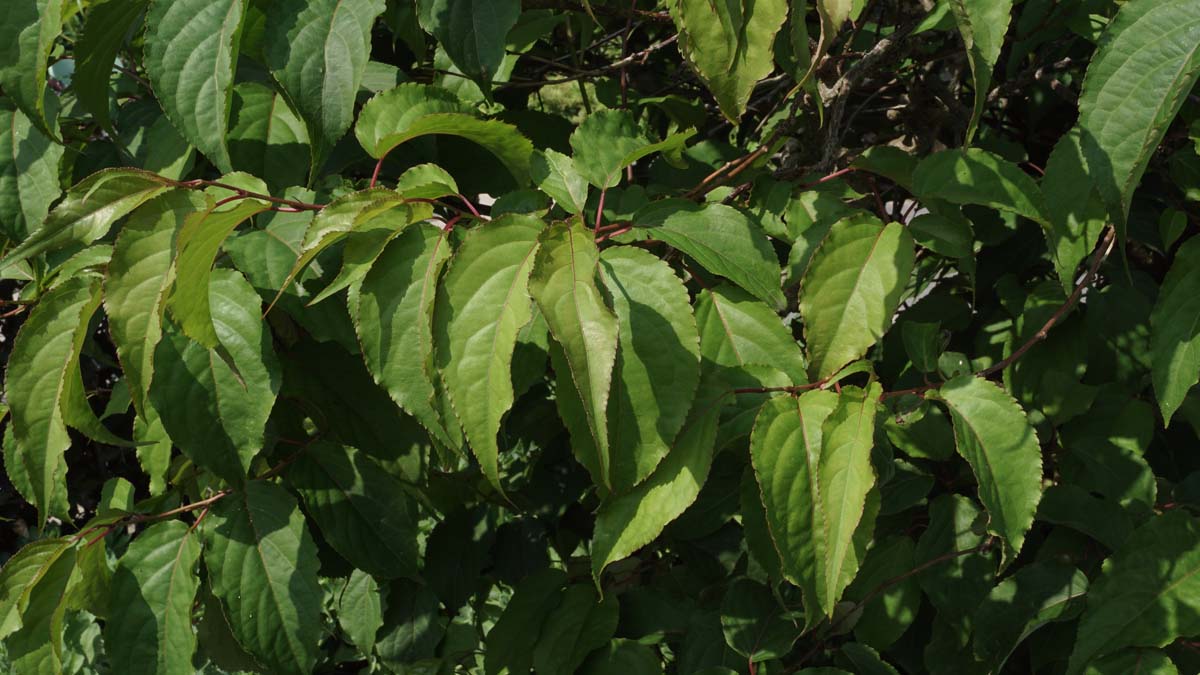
104, 520, 202, 675
599, 246, 701, 492
1067, 511, 1200, 674
5, 276, 102, 523
265, 0, 386, 169
694, 283, 807, 385
0, 101, 64, 242
929, 376, 1043, 568
143, 0, 245, 172
203, 481, 322, 675
799, 215, 914, 380
0, 0, 65, 138
415, 0, 520, 86
911, 149, 1048, 224
670, 0, 790, 121
286, 442, 419, 578
1151, 237, 1200, 425
948, 0, 1015, 143
530, 221, 619, 488
434, 214, 543, 490
1076, 0, 1200, 228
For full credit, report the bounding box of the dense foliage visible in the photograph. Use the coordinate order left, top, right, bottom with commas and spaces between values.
2, 0, 1200, 673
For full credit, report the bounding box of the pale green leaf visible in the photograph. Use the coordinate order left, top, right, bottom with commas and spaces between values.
530, 220, 619, 488
203, 480, 322, 675
265, 0, 386, 168
0, 0, 65, 138
532, 149, 589, 214
694, 283, 806, 385
671, 0, 790, 120
912, 148, 1048, 224
948, 0, 1014, 143
434, 214, 542, 489
973, 563, 1088, 673
105, 521, 202, 675
569, 110, 696, 189
287, 442, 419, 578
0, 101, 63, 242
227, 82, 311, 193
929, 376, 1043, 568
1067, 511, 1200, 674
799, 215, 914, 380
1151, 237, 1200, 425
144, 0, 244, 172
395, 163, 460, 200
415, 0, 520, 85
599, 246, 701, 492
75, 0, 149, 130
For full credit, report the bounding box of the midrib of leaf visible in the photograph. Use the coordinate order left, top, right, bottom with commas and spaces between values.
322, 0, 348, 134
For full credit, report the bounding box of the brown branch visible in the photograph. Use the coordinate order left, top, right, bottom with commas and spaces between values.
521, 0, 672, 23
174, 179, 326, 211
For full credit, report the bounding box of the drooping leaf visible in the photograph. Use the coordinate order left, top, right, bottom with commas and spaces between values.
5, 276, 102, 523
638, 200, 786, 310
599, 245, 701, 492
287, 441, 419, 578
0, 101, 63, 242
265, 0, 386, 169
569, 110, 695, 189
0, 0, 65, 138
434, 214, 543, 489
143, 0, 244, 172
1067, 511, 1200, 674
694, 283, 807, 385
485, 568, 568, 675
530, 220, 619, 488
75, 0, 149, 130
1151, 237, 1200, 425
1076, 0, 1200, 228
227, 82, 311, 193
972, 563, 1088, 673
799, 215, 914, 380
203, 480, 323, 675
912, 149, 1048, 224
948, 0, 1015, 143
670, 0, 790, 120
929, 376, 1043, 569
104, 520, 202, 675
415, 0, 520, 86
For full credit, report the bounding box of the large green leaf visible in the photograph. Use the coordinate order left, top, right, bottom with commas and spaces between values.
1076, 0, 1200, 227
485, 568, 568, 675
287, 442, 419, 578
532, 584, 620, 675
434, 214, 542, 489
1067, 511, 1200, 674
227, 82, 311, 193
5, 276, 102, 523
203, 480, 322, 675
350, 223, 458, 448
530, 221, 619, 488
355, 83, 534, 183
799, 215, 914, 380
264, 0, 386, 168
0, 101, 63, 242
75, 0, 149, 130
0, 0, 65, 138
151, 270, 280, 485
599, 246, 701, 492
929, 376, 1043, 568
948, 0, 1014, 143
0, 169, 173, 269
104, 521, 202, 675
912, 149, 1048, 224
694, 283, 807, 384
569, 110, 695, 189
972, 563, 1088, 673
670, 0, 790, 121
415, 0, 519, 86
143, 0, 244, 172
639, 200, 786, 310
1151, 237, 1200, 425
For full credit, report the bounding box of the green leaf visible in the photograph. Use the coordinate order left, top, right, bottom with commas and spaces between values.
694, 283, 806, 385
287, 441, 419, 578
720, 578, 799, 662
434, 214, 542, 490
579, 640, 662, 675
948, 0, 1014, 143
0, 169, 173, 269
203, 480, 322, 675
376, 580, 444, 668
151, 270, 281, 485
336, 570, 382, 654
911, 149, 1048, 224
355, 84, 534, 184
1042, 128, 1109, 294
0, 101, 63, 242
929, 376, 1043, 568
105, 521, 202, 675
143, 0, 245, 172
638, 200, 786, 310
265, 0, 386, 169
350, 223, 458, 448
4, 539, 76, 674
1076, 0, 1200, 228
1084, 650, 1179, 675
0, 538, 72, 641
1068, 511, 1200, 674
416, 0, 520, 86
530, 220, 619, 488
5, 276, 102, 523
840, 643, 902, 675
569, 110, 696, 189
843, 536, 921, 650
1037, 484, 1133, 551
973, 562, 1088, 673
395, 163, 460, 200
0, 0, 65, 138
599, 246, 701, 492
914, 495, 995, 621
671, 0, 790, 120
75, 0, 149, 130
532, 584, 620, 675
485, 568, 568, 675
799, 215, 914, 380
532, 149, 589, 214
1151, 237, 1200, 425
227, 82, 311, 193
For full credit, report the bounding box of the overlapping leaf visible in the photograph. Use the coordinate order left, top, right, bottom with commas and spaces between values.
0, 0, 65, 138
1150, 237, 1200, 424
0, 101, 63, 241
948, 0, 1015, 143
